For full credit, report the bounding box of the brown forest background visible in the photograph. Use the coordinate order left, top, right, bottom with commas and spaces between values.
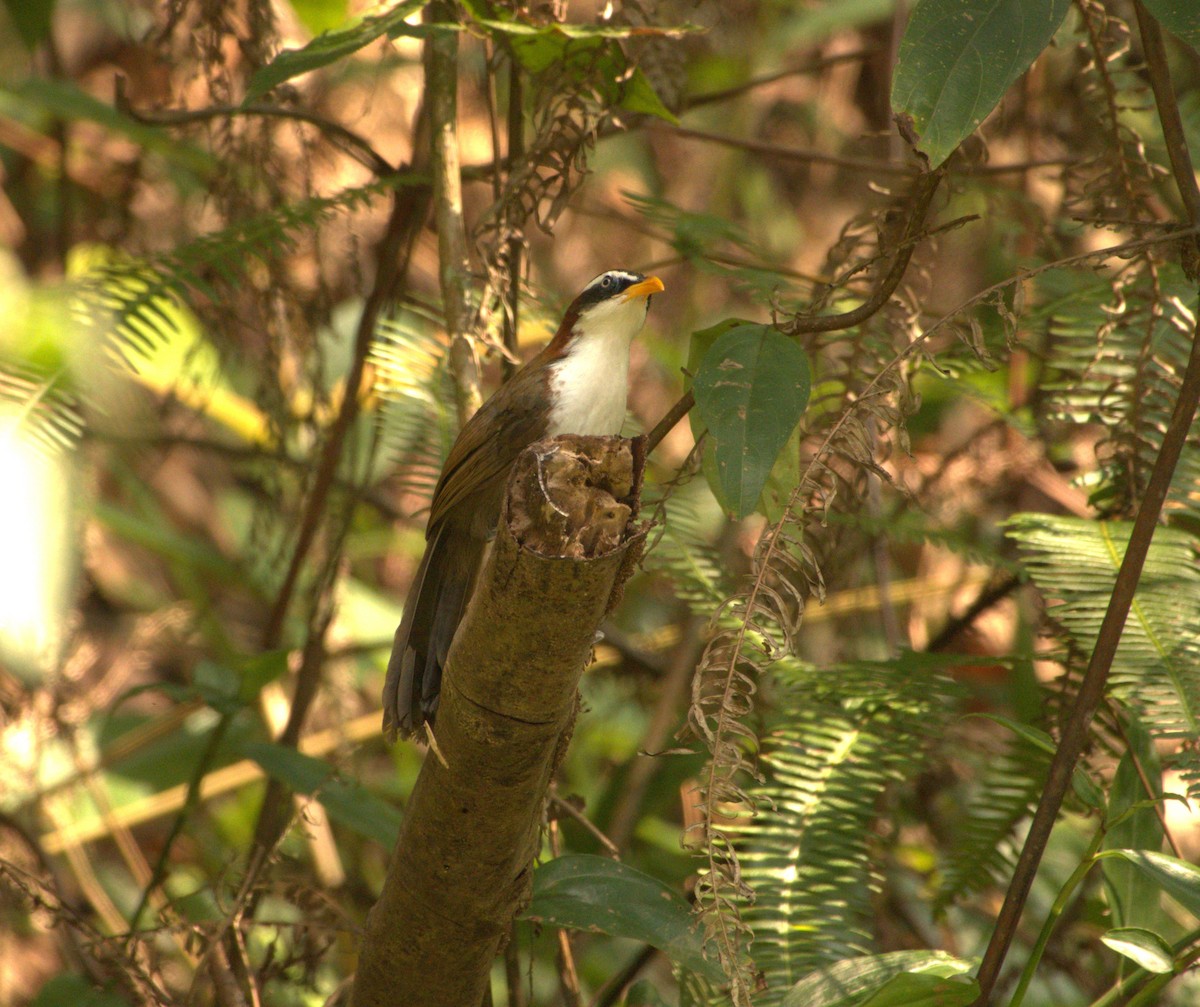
3, 0, 1200, 1005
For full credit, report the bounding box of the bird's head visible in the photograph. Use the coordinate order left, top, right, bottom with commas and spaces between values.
548, 270, 665, 354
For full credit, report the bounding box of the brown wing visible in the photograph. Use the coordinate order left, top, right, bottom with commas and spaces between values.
427, 360, 552, 532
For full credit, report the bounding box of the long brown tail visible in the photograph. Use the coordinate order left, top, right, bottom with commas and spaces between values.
382, 525, 482, 742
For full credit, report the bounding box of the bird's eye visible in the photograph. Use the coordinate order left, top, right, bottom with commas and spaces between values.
601, 275, 612, 288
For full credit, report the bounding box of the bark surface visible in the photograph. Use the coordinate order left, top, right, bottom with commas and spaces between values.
350, 434, 643, 1007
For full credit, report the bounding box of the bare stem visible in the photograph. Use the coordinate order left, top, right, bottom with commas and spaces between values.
428, 2, 481, 425
973, 11, 1200, 1000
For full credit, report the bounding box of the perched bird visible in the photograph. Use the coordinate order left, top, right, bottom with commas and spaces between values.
383, 269, 665, 741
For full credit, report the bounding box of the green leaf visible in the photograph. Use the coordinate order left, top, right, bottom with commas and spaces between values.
1140, 0, 1200, 50
31, 975, 131, 1007
234, 650, 290, 703
782, 951, 977, 1007
1102, 718, 1169, 933
692, 323, 811, 519
1097, 850, 1200, 919
5, 80, 215, 179
242, 742, 403, 846
522, 854, 722, 982
3, 0, 55, 49
245, 0, 428, 102
891, 0, 1071, 167
623, 980, 671, 1007
620, 67, 678, 124
686, 318, 754, 386
290, 0, 350, 37
1100, 927, 1175, 974
860, 973, 979, 1007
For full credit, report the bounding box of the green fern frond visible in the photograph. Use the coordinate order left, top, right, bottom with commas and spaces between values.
725, 655, 959, 1002
1007, 513, 1200, 791
936, 721, 1050, 909
642, 483, 730, 616
1038, 262, 1199, 520
0, 362, 83, 458
369, 310, 456, 508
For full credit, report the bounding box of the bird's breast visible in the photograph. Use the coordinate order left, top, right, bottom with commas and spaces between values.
544, 336, 631, 437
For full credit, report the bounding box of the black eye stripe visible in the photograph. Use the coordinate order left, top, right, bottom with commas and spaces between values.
577, 270, 643, 307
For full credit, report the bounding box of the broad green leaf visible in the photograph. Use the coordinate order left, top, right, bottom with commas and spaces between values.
782, 951, 977, 1007
243, 742, 403, 846
3, 0, 55, 49
1101, 927, 1174, 974
686, 318, 755, 386
245, 0, 428, 101
522, 854, 722, 982
1102, 718, 1169, 933
860, 973, 978, 1007
892, 0, 1071, 167
1141, 0, 1200, 50
692, 323, 810, 519
1097, 850, 1200, 919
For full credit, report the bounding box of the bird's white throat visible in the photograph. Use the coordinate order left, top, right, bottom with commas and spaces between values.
546, 293, 647, 437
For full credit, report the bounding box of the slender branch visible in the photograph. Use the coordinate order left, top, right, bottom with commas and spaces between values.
973, 18, 1200, 1001
113, 78, 394, 176
973, 296, 1200, 1002
1134, 1, 1200, 231
643, 388, 694, 453
926, 574, 1020, 653
657, 123, 916, 176
428, 3, 481, 425
681, 50, 877, 110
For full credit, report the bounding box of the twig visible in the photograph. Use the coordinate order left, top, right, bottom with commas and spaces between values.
926, 574, 1021, 653
1111, 709, 1184, 859
682, 50, 878, 109
657, 122, 916, 175
549, 819, 584, 1007
607, 616, 706, 852
549, 789, 621, 859
259, 177, 429, 652
502, 52, 526, 379
504, 921, 525, 1007
591, 944, 659, 1007
113, 78, 394, 177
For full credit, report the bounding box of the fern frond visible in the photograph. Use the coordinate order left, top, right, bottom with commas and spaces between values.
1007, 513, 1200, 791
936, 721, 1050, 908
697, 655, 960, 1004
642, 482, 730, 616
1038, 263, 1199, 520
369, 310, 456, 508
0, 362, 83, 458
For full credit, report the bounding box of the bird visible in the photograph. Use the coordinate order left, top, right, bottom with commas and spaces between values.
383, 269, 665, 741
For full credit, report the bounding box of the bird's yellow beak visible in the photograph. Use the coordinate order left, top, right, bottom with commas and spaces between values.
622, 275, 665, 301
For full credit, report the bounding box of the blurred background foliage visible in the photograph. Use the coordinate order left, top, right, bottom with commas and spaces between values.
2, 0, 1200, 1005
